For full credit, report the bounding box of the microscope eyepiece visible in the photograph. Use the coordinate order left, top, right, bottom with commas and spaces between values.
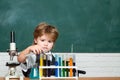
10, 31, 15, 43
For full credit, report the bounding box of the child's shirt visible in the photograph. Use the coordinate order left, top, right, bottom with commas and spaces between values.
20, 51, 55, 77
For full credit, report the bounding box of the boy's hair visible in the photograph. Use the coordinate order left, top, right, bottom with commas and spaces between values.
33, 22, 59, 42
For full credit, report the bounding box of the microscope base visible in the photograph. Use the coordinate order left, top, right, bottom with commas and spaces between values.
5, 67, 23, 80
5, 75, 24, 80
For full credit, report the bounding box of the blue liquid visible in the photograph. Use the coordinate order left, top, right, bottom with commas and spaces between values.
59, 57, 61, 77
29, 67, 39, 79
55, 61, 59, 77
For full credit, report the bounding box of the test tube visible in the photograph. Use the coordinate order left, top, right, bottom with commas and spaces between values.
69, 54, 73, 77
73, 54, 76, 76
39, 54, 43, 77
65, 54, 69, 77
55, 54, 59, 77
43, 55, 47, 77
62, 54, 65, 77
46, 55, 51, 77
58, 54, 62, 77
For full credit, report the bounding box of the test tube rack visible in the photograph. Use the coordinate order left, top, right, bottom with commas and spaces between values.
38, 53, 78, 80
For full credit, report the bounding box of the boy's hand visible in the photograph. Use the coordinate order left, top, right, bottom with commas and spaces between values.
28, 45, 42, 54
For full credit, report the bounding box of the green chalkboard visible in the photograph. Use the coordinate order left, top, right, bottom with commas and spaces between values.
0, 0, 120, 53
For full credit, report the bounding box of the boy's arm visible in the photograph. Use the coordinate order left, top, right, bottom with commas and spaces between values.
17, 47, 30, 63
17, 44, 42, 63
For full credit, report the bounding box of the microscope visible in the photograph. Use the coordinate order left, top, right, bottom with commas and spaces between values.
5, 31, 23, 80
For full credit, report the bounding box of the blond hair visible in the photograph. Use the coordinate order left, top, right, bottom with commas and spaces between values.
33, 22, 59, 43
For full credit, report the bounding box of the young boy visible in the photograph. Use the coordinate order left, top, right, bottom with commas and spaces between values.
17, 22, 59, 77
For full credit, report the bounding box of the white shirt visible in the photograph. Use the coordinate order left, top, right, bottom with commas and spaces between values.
20, 51, 53, 72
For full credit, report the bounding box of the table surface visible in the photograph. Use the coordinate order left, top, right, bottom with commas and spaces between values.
1, 77, 120, 80
0, 77, 77, 80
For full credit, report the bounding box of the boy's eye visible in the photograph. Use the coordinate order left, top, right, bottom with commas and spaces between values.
41, 39, 45, 42
48, 40, 53, 43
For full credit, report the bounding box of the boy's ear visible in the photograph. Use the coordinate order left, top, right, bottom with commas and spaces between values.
34, 39, 37, 44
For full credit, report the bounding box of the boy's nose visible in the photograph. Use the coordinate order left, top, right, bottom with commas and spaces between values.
44, 42, 48, 46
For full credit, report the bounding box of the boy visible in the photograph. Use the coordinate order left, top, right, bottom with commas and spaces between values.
17, 22, 59, 77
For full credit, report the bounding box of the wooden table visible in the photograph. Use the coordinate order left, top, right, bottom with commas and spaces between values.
1, 77, 120, 80
0, 77, 29, 80
0, 77, 76, 80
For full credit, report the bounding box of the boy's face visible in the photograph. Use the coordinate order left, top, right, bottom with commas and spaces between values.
34, 34, 54, 53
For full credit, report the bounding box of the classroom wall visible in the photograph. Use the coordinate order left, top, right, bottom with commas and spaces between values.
0, 52, 120, 77
0, 0, 120, 53
75, 53, 120, 77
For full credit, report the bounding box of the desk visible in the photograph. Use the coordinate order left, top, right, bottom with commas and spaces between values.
0, 77, 29, 80
0, 77, 120, 80
0, 77, 75, 80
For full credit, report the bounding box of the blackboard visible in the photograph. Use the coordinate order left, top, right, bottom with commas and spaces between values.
0, 0, 120, 53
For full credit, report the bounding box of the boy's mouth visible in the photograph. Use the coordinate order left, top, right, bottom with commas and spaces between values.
42, 47, 48, 52
43, 47, 48, 49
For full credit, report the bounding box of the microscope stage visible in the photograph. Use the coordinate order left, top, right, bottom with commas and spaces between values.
6, 62, 20, 67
